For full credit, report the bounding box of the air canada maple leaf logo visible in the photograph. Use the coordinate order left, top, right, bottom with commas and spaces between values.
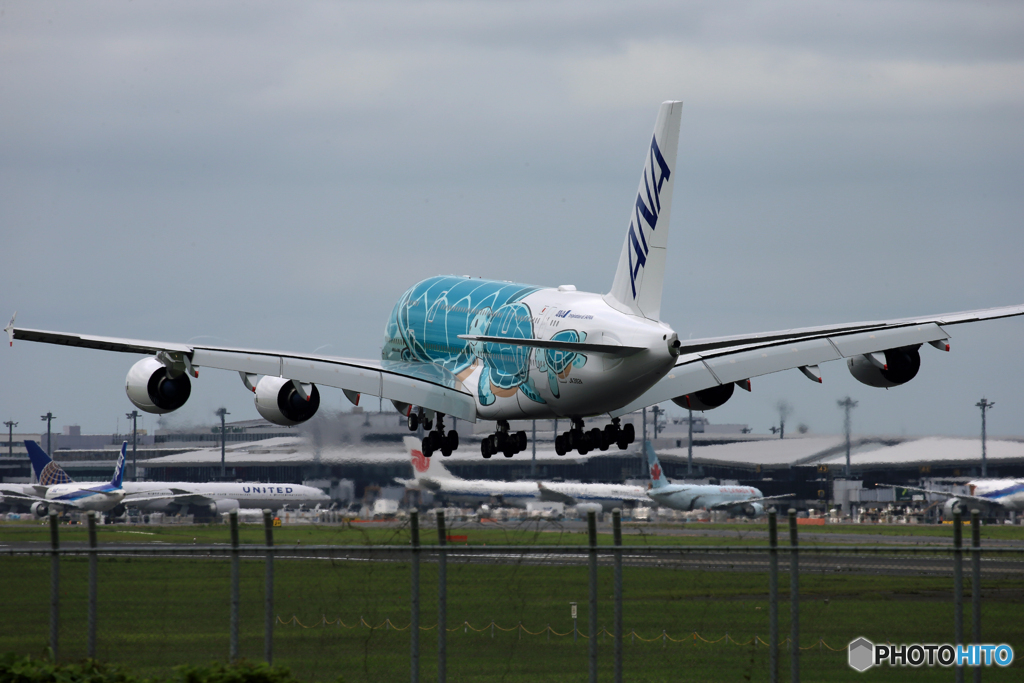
412, 449, 429, 473
651, 464, 662, 480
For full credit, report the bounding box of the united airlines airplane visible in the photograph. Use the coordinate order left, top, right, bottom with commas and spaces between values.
21, 441, 330, 516
6, 102, 1024, 460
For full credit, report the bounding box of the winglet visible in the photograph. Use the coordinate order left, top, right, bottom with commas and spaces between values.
4, 312, 15, 347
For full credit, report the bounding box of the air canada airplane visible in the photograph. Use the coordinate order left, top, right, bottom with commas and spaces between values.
644, 442, 789, 516
6, 102, 1024, 460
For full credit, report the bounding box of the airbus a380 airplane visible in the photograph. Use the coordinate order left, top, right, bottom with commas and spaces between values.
6, 102, 1024, 460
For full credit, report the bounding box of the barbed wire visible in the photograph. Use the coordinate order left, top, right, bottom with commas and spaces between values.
275, 615, 850, 649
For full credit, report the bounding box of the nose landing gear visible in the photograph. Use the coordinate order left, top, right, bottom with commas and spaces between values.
480, 421, 528, 459
418, 413, 459, 458
554, 417, 635, 455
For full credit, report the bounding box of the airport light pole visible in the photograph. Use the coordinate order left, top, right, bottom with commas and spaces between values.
531, 420, 537, 477
651, 405, 661, 440
216, 408, 230, 479
126, 411, 139, 482
687, 409, 693, 477
4, 421, 17, 457
976, 398, 994, 478
40, 412, 55, 456
837, 397, 858, 478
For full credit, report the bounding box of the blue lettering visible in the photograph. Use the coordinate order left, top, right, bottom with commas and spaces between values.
627, 223, 648, 298
277, 487, 283, 494
286, 487, 293, 494
994, 645, 1013, 666
243, 486, 250, 493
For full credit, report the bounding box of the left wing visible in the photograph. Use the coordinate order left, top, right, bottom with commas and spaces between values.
612, 304, 1024, 416
6, 325, 477, 422
707, 494, 792, 511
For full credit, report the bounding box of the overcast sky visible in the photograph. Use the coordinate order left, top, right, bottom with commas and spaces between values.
2, 1, 1023, 442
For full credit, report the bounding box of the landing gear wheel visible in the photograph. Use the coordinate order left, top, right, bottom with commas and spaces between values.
516, 431, 527, 451
423, 419, 433, 431
441, 443, 452, 457
555, 434, 566, 456
448, 430, 460, 451
623, 423, 635, 444
422, 434, 435, 457
407, 413, 419, 431
481, 439, 492, 458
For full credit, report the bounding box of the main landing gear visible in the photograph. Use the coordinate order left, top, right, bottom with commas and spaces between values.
408, 409, 459, 458
554, 417, 634, 456
481, 420, 528, 459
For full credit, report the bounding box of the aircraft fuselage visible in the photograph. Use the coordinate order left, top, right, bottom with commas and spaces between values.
383, 275, 678, 421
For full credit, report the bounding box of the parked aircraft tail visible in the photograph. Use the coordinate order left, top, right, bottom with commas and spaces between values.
645, 441, 669, 489
24, 440, 73, 486
109, 442, 127, 488
404, 436, 455, 481
607, 101, 683, 322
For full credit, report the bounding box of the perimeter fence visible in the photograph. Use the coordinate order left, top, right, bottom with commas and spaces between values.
2, 509, 1022, 683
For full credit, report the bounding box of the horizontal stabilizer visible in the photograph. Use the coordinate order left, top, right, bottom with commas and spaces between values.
458, 335, 644, 358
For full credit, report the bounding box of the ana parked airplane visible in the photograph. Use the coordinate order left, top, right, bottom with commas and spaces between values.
901, 480, 1024, 518
397, 437, 647, 511
21, 441, 330, 516
9, 440, 130, 515
644, 442, 788, 516
7, 102, 1024, 460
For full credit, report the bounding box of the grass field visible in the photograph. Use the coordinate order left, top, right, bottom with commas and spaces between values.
2, 520, 1023, 682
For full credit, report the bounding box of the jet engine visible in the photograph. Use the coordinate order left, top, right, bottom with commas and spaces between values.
672, 382, 735, 411
125, 357, 192, 414
209, 499, 240, 515
254, 376, 321, 426
943, 498, 963, 521
741, 502, 765, 517
847, 345, 921, 388
31, 501, 49, 518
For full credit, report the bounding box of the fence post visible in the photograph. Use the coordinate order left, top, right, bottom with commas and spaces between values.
788, 509, 799, 683
410, 510, 420, 683
613, 508, 623, 683
588, 510, 598, 683
436, 509, 447, 683
263, 509, 274, 665
954, 510, 963, 683
971, 509, 981, 683
49, 509, 59, 661
229, 510, 240, 663
768, 508, 778, 683
87, 511, 98, 659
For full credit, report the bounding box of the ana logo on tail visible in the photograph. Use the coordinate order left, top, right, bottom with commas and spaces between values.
627, 135, 672, 299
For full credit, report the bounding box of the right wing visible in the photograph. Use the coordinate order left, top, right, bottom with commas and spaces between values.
7, 326, 477, 422
612, 304, 1024, 416
896, 486, 1004, 509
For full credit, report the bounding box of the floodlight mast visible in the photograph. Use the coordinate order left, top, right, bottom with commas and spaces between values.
40, 412, 55, 457
4, 421, 17, 457
976, 398, 994, 478
837, 397, 858, 478
216, 408, 230, 479
126, 410, 139, 482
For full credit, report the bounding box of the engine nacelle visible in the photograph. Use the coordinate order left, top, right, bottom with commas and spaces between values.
741, 502, 765, 517
672, 382, 735, 411
254, 376, 321, 426
847, 345, 921, 388
210, 499, 240, 515
31, 501, 49, 518
125, 357, 192, 414
943, 498, 963, 521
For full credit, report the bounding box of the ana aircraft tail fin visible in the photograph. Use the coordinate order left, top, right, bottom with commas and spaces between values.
109, 442, 127, 488
25, 440, 74, 485
403, 436, 455, 481
645, 441, 669, 489
607, 101, 683, 321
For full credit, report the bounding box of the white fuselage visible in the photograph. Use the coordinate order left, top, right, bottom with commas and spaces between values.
383, 277, 679, 421
121, 481, 331, 513
648, 483, 764, 513
45, 483, 125, 511
542, 481, 648, 511
965, 479, 1024, 511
